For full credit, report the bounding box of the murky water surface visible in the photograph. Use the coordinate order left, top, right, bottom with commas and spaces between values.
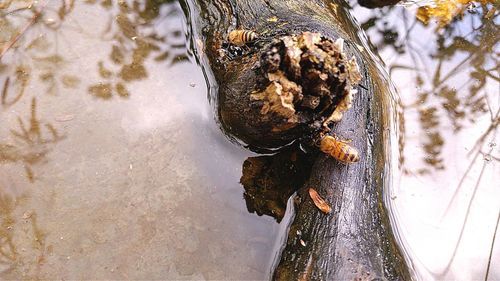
0, 1, 281, 279
1, 0, 498, 280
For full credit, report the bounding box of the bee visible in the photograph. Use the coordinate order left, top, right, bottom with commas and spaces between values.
228, 30, 258, 46
319, 135, 359, 163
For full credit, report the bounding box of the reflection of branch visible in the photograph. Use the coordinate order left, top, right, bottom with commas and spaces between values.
1, 66, 30, 107
88, 0, 188, 99
477, 67, 500, 82
434, 53, 474, 89
467, 107, 499, 157
0, 1, 47, 60
401, 10, 433, 83
0, 78, 22, 106
441, 150, 480, 220
443, 108, 498, 218
0, 98, 65, 182
482, 151, 500, 162
485, 209, 500, 281
0, 194, 18, 274
0, 193, 46, 277
29, 212, 46, 277
437, 152, 489, 278
402, 10, 418, 42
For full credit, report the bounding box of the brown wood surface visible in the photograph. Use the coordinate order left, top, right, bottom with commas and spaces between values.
358, 0, 401, 8
184, 0, 413, 279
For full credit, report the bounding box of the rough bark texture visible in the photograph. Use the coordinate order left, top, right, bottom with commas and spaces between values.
184, 0, 412, 280
272, 73, 410, 280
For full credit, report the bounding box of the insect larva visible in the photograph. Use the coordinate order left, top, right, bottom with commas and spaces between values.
320, 135, 359, 163
228, 30, 258, 46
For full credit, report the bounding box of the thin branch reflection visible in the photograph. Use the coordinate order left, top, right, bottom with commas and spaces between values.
354, 0, 499, 173
0, 98, 65, 182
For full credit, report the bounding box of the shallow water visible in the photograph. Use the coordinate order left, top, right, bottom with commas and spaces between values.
0, 1, 280, 279
1, 0, 498, 280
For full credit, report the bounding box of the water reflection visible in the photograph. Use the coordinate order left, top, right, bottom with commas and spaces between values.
86, 0, 190, 99
1, 0, 192, 182
1, 0, 190, 100
1, 0, 279, 279
0, 181, 47, 278
355, 1, 498, 173
352, 2, 499, 280
1, 0, 497, 279
0, 97, 65, 182
0, 192, 18, 275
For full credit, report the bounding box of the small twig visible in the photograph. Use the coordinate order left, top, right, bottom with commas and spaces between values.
0, 1, 46, 60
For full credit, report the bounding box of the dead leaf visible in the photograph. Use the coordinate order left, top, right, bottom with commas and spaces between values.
415, 0, 495, 28
308, 188, 331, 214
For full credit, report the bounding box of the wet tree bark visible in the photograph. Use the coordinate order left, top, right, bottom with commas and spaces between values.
358, 0, 401, 8
184, 0, 412, 280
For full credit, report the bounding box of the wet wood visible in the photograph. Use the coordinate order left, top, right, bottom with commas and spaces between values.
187, 0, 412, 280
358, 0, 401, 8
240, 144, 316, 222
